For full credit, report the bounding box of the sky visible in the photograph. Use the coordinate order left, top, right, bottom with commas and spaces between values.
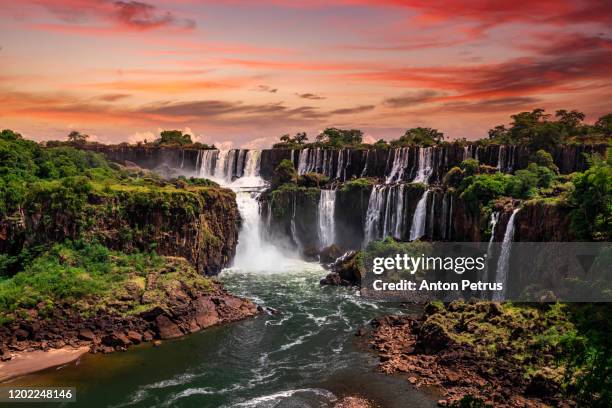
0, 0, 611, 148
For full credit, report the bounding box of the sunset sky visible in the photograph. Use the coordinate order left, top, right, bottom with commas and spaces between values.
1, 0, 611, 148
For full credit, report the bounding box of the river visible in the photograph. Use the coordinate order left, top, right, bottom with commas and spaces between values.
8, 262, 435, 407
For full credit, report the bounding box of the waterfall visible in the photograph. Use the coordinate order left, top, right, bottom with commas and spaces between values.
364, 185, 386, 245
413, 147, 433, 184
463, 146, 471, 160
447, 194, 453, 240
386, 148, 410, 183
428, 192, 436, 239
392, 184, 406, 239
484, 211, 500, 282
361, 150, 370, 177
493, 209, 519, 301
409, 189, 429, 241
496, 145, 505, 171
440, 192, 448, 240
318, 190, 336, 248
197, 150, 218, 178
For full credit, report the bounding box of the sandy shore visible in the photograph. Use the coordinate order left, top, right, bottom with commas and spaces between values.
0, 346, 90, 383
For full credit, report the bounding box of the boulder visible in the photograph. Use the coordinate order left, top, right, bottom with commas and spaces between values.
101, 332, 131, 348
154, 315, 183, 339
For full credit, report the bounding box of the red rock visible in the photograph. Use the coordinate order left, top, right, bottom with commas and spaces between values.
126, 331, 142, 344
155, 315, 183, 339
193, 298, 220, 328
102, 332, 131, 347
78, 329, 96, 341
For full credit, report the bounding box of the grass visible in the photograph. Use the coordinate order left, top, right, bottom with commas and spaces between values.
0, 241, 212, 322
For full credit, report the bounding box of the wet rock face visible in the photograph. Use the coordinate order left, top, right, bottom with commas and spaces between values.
320, 251, 364, 287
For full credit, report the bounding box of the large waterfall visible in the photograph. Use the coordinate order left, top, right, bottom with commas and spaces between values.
409, 190, 429, 241
493, 209, 519, 301
318, 190, 336, 248
195, 149, 296, 271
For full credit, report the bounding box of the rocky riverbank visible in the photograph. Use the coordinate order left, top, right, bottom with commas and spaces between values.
366, 302, 586, 407
0, 256, 260, 381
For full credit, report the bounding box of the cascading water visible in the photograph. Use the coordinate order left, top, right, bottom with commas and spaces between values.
484, 211, 500, 282
386, 148, 410, 183
194, 149, 296, 271
492, 209, 519, 301
428, 192, 436, 239
363, 185, 386, 245
363, 184, 409, 245
409, 189, 430, 241
413, 147, 433, 184
318, 190, 336, 248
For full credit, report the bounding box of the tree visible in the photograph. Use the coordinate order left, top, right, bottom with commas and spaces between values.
279, 134, 292, 143
392, 127, 444, 146
594, 114, 612, 136
555, 109, 585, 133
157, 130, 193, 146
488, 125, 509, 140
531, 150, 559, 173
67, 130, 89, 145
570, 151, 611, 241
271, 159, 297, 188
294, 132, 308, 144
317, 128, 363, 147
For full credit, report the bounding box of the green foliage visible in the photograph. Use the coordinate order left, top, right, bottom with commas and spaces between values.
594, 114, 612, 136
66, 130, 89, 145
459, 159, 480, 176
271, 159, 297, 188
315, 127, 363, 147
0, 131, 113, 216
0, 241, 156, 316
156, 130, 193, 146
274, 132, 309, 148
531, 149, 559, 173
487, 109, 611, 147
560, 304, 611, 407
340, 177, 375, 193
443, 166, 464, 188
459, 173, 510, 207
506, 163, 556, 199
390, 127, 444, 147
569, 151, 611, 241
298, 172, 329, 188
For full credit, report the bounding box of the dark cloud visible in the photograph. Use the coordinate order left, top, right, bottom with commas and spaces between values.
138, 99, 329, 121
441, 97, 540, 112
254, 85, 278, 93
112, 1, 195, 30
296, 92, 325, 100
330, 105, 375, 115
96, 93, 131, 102
31, 0, 196, 31
383, 90, 441, 108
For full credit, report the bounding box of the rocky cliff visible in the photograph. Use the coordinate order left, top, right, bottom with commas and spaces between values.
83, 143, 607, 184
1, 184, 239, 275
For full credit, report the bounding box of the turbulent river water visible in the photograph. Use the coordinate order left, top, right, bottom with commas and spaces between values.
8, 263, 435, 408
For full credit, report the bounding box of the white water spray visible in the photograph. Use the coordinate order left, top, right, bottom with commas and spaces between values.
409, 189, 429, 241
493, 209, 519, 301
318, 190, 336, 248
